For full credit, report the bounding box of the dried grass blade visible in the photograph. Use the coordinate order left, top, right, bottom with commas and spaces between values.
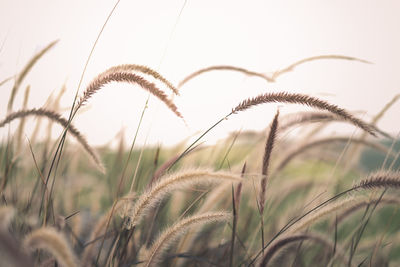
8, 40, 58, 112
178, 65, 273, 88
259, 233, 348, 267
270, 54, 371, 81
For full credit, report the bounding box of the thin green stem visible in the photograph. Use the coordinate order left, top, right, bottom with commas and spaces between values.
168, 113, 233, 170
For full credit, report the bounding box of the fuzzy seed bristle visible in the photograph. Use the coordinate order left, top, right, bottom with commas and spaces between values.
143, 212, 231, 267
0, 108, 104, 173
24, 227, 79, 267
355, 172, 400, 190
231, 92, 376, 136
77, 70, 182, 118
124, 170, 242, 229
104, 64, 179, 95
260, 110, 279, 213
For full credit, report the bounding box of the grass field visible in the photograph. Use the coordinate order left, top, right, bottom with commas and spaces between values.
1, 5, 400, 267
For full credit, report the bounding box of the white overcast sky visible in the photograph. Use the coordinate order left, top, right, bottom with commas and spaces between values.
1, 0, 400, 147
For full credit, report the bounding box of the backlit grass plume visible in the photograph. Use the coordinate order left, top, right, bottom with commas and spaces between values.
174, 183, 233, 265
104, 64, 179, 95
0, 108, 104, 172
231, 92, 376, 136
82, 193, 135, 266
142, 212, 231, 267
174, 92, 377, 168
124, 170, 242, 229
260, 109, 279, 214
76, 67, 182, 118
23, 227, 79, 267
354, 171, 400, 190
0, 206, 15, 231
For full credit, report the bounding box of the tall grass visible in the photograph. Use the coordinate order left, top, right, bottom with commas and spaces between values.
1, 13, 399, 267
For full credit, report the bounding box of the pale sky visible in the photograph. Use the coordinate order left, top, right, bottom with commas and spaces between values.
1, 0, 400, 147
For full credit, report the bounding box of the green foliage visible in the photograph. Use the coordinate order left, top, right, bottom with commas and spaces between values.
360, 138, 400, 172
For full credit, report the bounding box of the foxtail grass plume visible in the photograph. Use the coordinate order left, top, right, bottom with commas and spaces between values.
0, 206, 15, 231
260, 110, 279, 213
76, 68, 182, 118
23, 227, 79, 267
104, 64, 179, 95
124, 170, 242, 229
231, 92, 376, 136
142, 212, 231, 267
82, 193, 135, 266
0, 108, 104, 173
354, 171, 400, 190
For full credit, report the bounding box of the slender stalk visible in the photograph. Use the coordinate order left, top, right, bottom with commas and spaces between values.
229, 185, 237, 267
